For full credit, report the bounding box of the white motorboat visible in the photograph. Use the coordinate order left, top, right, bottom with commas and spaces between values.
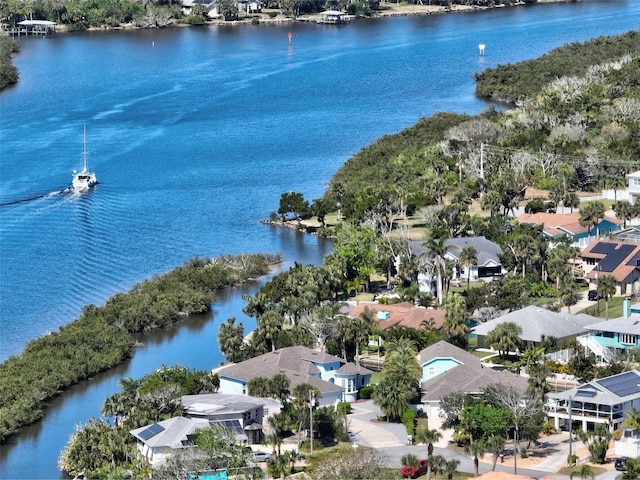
72, 126, 97, 191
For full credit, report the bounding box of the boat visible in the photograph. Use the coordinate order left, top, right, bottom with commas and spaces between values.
72, 125, 97, 191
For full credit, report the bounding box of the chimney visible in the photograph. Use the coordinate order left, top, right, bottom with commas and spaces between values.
624, 297, 631, 318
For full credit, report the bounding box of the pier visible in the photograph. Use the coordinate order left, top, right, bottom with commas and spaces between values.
5, 20, 57, 37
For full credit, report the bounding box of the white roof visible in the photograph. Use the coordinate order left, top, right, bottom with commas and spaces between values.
18, 20, 56, 25
322, 10, 344, 15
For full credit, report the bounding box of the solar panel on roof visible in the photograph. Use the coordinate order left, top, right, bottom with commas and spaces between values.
138, 423, 165, 440
599, 371, 640, 397
598, 244, 635, 272
210, 419, 244, 435
591, 243, 617, 254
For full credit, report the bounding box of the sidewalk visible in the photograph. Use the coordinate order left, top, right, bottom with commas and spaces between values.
348, 400, 407, 448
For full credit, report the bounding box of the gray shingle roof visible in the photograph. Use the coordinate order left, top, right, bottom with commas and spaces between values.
217, 346, 346, 394
584, 314, 640, 335
471, 305, 598, 342
419, 341, 528, 401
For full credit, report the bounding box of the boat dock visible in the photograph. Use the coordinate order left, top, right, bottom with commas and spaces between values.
4, 20, 57, 36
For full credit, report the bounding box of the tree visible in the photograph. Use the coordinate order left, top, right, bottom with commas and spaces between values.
292, 383, 320, 450
579, 201, 605, 241
485, 322, 522, 359
464, 439, 486, 477
596, 274, 617, 320
216, 0, 239, 20
459, 245, 478, 290
576, 424, 612, 464
420, 237, 448, 306
570, 464, 595, 480
218, 317, 244, 363
613, 200, 635, 228
414, 428, 442, 480
443, 458, 461, 480
442, 292, 469, 350
622, 406, 640, 432
258, 310, 284, 351
486, 383, 543, 475
278, 191, 311, 221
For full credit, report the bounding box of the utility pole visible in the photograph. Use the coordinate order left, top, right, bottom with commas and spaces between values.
309, 390, 315, 455
569, 395, 573, 466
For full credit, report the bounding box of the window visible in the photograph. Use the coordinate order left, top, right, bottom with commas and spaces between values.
632, 178, 640, 187
620, 333, 637, 345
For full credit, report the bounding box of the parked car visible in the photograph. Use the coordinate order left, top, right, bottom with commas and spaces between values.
401, 459, 428, 478
253, 451, 273, 462
588, 289, 600, 301
615, 457, 629, 471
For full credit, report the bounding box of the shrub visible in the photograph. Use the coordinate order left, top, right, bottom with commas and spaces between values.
401, 454, 419, 468
541, 420, 556, 435
337, 402, 351, 415
358, 385, 375, 400
402, 408, 415, 436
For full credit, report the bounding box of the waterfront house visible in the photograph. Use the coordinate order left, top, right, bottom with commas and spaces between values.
546, 370, 640, 433
581, 240, 640, 295
472, 305, 598, 351
626, 171, 640, 205
577, 297, 640, 363
130, 416, 209, 467
215, 345, 372, 405
515, 212, 621, 249
181, 393, 276, 444
418, 341, 527, 418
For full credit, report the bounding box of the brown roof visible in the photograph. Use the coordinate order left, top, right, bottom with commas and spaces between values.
345, 302, 446, 330
582, 240, 640, 282
516, 211, 620, 236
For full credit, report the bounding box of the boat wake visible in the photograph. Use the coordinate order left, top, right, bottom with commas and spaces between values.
0, 187, 74, 207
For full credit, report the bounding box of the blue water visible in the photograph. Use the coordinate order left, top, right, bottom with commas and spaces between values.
1, 1, 639, 478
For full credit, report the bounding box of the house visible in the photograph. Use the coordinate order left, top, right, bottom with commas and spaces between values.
181, 0, 214, 16
577, 297, 640, 363
626, 170, 640, 205
344, 302, 446, 330
130, 416, 209, 467
580, 240, 640, 295
317, 10, 350, 24
471, 305, 598, 350
546, 370, 640, 433
181, 393, 277, 444
419, 341, 528, 418
515, 212, 621, 249
214, 345, 373, 405
409, 236, 505, 293
237, 0, 263, 13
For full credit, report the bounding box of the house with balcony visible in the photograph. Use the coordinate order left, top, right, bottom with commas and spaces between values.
214, 345, 373, 405
546, 370, 640, 433
577, 297, 640, 363
581, 240, 640, 295
515, 212, 621, 249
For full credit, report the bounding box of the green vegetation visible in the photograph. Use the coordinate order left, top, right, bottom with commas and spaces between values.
0, 253, 276, 443
475, 30, 640, 104
0, 37, 19, 90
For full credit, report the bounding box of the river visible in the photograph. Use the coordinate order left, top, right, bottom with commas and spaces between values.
1, 1, 638, 477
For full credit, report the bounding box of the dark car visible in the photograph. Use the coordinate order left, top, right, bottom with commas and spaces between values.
615, 457, 629, 471
588, 290, 600, 301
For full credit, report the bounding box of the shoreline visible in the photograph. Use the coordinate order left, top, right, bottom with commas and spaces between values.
38, 0, 576, 33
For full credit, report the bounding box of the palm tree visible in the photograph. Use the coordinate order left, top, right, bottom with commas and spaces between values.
613, 200, 635, 228
570, 464, 595, 479
415, 428, 442, 480
264, 432, 282, 457
458, 245, 478, 290
420, 237, 448, 306
354, 310, 373, 365
442, 292, 469, 350
259, 310, 283, 351
486, 435, 506, 471
292, 383, 320, 450
622, 406, 640, 432
596, 274, 617, 320
464, 439, 486, 477
218, 316, 244, 362
485, 322, 522, 358
443, 459, 461, 480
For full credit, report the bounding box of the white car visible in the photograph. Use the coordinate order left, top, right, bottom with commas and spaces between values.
252, 451, 272, 462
